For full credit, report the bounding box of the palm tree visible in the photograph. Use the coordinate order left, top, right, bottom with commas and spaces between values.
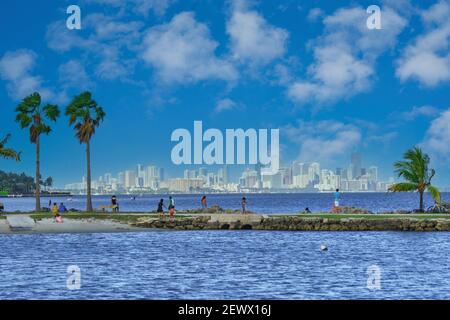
65, 92, 105, 212
388, 147, 441, 212
15, 92, 60, 212
44, 176, 53, 192
0, 134, 21, 161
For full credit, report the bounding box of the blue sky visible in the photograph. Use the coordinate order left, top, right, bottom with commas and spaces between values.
0, 0, 449, 187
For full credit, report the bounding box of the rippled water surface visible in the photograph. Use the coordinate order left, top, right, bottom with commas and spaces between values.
2, 192, 450, 213
1, 231, 450, 299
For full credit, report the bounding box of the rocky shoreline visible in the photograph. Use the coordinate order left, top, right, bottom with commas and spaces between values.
133, 215, 450, 231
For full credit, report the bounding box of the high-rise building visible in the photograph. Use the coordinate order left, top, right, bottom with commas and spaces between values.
136, 164, 144, 179
347, 164, 354, 180
351, 152, 362, 179
223, 165, 229, 184
124, 170, 136, 189
369, 166, 378, 182
308, 162, 320, 184
118, 172, 125, 185
104, 173, 112, 184
198, 167, 208, 177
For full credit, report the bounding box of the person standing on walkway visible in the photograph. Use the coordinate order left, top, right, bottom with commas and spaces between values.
332, 189, 341, 213
201, 196, 207, 209
157, 199, 165, 219
168, 196, 175, 221
241, 197, 247, 214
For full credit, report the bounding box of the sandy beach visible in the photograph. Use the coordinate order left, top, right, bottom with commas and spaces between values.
0, 217, 147, 234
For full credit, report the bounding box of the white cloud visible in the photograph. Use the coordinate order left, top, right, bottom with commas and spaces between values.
307, 8, 324, 22
288, 6, 406, 105
226, 0, 288, 65
396, 1, 450, 87
284, 120, 362, 163
141, 12, 237, 84
366, 131, 398, 144
401, 105, 440, 121
215, 98, 237, 113
0, 50, 53, 101
59, 60, 93, 90
422, 108, 450, 162
46, 14, 143, 81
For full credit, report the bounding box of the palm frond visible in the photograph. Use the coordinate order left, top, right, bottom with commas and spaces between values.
427, 185, 441, 204
388, 182, 418, 192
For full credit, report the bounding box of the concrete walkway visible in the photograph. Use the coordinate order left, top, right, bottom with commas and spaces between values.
6, 215, 36, 231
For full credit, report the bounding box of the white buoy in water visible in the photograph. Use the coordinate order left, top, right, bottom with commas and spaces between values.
320, 244, 328, 251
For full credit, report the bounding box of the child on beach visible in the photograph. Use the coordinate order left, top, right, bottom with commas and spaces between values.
332, 189, 341, 213
241, 197, 247, 214
55, 213, 63, 223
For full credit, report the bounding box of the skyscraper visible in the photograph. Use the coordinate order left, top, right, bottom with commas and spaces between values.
124, 170, 136, 189
223, 165, 229, 184
351, 152, 362, 179
369, 166, 378, 182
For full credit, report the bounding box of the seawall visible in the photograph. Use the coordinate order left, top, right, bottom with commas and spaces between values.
133, 215, 450, 231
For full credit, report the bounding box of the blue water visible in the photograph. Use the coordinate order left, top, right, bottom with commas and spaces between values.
1, 231, 450, 299
2, 192, 449, 213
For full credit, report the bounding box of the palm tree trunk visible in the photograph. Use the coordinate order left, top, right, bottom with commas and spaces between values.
86, 140, 93, 212
419, 190, 424, 212
35, 136, 41, 212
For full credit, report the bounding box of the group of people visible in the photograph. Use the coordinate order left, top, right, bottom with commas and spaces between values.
301, 189, 341, 214
157, 196, 176, 220
108, 189, 342, 217
50, 201, 68, 223
155, 195, 249, 217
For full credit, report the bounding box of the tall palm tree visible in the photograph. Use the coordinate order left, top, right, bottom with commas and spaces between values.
66, 92, 105, 212
0, 134, 21, 161
15, 92, 60, 212
388, 147, 441, 212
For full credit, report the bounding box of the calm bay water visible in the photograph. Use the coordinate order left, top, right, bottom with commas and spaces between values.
1, 192, 449, 213
1, 230, 450, 299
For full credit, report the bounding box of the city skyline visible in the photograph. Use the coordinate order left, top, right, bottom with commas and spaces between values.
1, 0, 450, 188
64, 152, 396, 193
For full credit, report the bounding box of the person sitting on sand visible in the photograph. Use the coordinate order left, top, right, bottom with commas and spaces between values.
201, 196, 207, 209
55, 212, 63, 223
241, 197, 247, 214
52, 203, 59, 217
304, 207, 311, 214
58, 203, 68, 213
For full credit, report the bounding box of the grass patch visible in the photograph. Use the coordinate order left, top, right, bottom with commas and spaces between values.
0, 215, 6, 220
